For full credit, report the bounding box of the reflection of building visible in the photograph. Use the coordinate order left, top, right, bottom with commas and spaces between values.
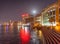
36, 1, 60, 26
17, 21, 22, 32
9, 21, 13, 33
3, 22, 9, 33
13, 21, 18, 33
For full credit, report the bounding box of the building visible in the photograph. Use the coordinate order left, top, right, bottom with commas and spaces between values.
22, 13, 34, 23
35, 14, 42, 24
36, 1, 60, 26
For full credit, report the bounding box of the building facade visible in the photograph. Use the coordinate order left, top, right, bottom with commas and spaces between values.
36, 2, 60, 26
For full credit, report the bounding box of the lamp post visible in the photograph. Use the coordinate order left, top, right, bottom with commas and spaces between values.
32, 10, 43, 44
32, 10, 37, 23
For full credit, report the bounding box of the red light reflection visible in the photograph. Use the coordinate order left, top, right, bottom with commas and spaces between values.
19, 28, 30, 44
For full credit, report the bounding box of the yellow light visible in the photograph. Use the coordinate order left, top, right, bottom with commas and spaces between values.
39, 30, 42, 37
55, 25, 60, 32
34, 23, 39, 27
39, 30, 43, 40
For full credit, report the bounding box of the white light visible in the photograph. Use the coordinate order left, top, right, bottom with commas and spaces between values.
32, 10, 36, 14
25, 27, 28, 32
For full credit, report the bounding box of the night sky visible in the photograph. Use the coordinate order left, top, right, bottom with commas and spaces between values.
0, 0, 57, 22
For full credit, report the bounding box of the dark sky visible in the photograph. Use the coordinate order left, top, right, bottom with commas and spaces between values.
0, 0, 57, 22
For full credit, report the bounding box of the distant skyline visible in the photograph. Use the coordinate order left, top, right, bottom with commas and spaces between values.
0, 0, 57, 22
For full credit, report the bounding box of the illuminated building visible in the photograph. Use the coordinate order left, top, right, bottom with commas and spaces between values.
36, 1, 60, 26
22, 13, 34, 23
35, 14, 42, 25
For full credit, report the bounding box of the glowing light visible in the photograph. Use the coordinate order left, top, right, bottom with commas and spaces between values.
39, 30, 42, 37
32, 10, 36, 14
39, 30, 44, 40
19, 28, 30, 44
22, 13, 29, 18
25, 27, 28, 32
25, 13, 29, 17
22, 14, 25, 18
55, 25, 60, 32
34, 22, 39, 27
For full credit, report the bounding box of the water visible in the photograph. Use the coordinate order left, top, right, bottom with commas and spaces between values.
0, 24, 42, 44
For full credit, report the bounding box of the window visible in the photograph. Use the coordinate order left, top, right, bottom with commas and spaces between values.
53, 11, 55, 15
50, 12, 52, 15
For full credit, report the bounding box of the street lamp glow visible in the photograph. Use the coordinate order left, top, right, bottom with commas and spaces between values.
32, 10, 36, 14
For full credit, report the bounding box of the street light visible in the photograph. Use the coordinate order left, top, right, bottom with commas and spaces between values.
32, 10, 37, 15
32, 10, 36, 14
32, 10, 37, 18
32, 10, 41, 42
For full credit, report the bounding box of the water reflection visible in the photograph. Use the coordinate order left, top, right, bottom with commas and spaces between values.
0, 21, 31, 44
0, 22, 19, 44
0, 22, 41, 44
